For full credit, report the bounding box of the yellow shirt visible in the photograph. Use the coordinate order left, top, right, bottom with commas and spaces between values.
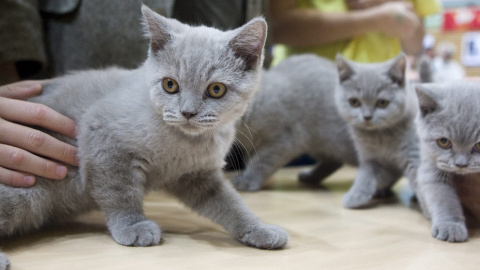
271, 0, 442, 65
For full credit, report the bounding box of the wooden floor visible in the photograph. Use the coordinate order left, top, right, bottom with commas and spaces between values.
3, 166, 480, 270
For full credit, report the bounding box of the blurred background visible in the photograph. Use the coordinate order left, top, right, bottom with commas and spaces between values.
421, 0, 480, 79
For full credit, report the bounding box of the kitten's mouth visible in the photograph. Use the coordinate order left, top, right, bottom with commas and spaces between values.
164, 116, 218, 135
437, 164, 480, 175
164, 119, 201, 132
356, 121, 378, 130
177, 120, 217, 135
356, 119, 394, 130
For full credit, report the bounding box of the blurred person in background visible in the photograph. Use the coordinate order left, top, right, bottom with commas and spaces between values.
269, 0, 442, 66
432, 40, 465, 82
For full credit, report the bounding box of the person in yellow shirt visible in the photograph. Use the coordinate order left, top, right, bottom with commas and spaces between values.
270, 0, 442, 65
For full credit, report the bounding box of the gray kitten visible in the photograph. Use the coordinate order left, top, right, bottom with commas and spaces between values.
232, 54, 358, 191
0, 5, 288, 269
335, 54, 420, 209
415, 82, 480, 242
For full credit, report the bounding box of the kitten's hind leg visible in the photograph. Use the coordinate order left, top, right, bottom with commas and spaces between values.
0, 252, 10, 270
298, 160, 342, 186
232, 143, 298, 191
167, 170, 289, 249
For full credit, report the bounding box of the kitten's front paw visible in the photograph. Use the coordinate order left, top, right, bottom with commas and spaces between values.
431, 222, 468, 243
232, 173, 263, 192
237, 224, 289, 249
111, 220, 162, 247
0, 253, 10, 270
342, 191, 373, 209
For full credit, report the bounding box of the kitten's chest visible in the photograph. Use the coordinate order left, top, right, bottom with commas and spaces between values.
146, 130, 232, 187
355, 126, 418, 168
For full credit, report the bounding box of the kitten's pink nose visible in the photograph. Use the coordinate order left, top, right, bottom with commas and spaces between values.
455, 155, 468, 168
182, 111, 197, 119
456, 162, 468, 168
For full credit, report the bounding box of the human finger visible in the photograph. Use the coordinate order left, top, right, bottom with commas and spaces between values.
0, 143, 69, 181
0, 80, 45, 99
0, 119, 78, 167
0, 166, 36, 187
0, 97, 76, 139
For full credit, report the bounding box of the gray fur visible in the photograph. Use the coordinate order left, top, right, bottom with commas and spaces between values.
232, 54, 358, 191
415, 82, 480, 242
335, 54, 420, 209
0, 6, 288, 269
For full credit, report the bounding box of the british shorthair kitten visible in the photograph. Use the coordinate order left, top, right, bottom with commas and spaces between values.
233, 54, 358, 191
0, 5, 288, 270
415, 82, 480, 242
335, 54, 420, 209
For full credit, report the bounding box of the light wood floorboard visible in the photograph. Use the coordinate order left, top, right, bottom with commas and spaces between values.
4, 166, 479, 269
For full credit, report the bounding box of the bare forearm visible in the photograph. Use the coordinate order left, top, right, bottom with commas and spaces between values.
400, 21, 424, 56
271, 9, 379, 47
270, 1, 421, 49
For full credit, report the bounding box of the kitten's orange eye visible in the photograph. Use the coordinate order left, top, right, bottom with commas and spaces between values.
436, 138, 452, 149
162, 78, 179, 93
206, 83, 227, 98
376, 99, 390, 108
474, 142, 480, 152
349, 98, 361, 107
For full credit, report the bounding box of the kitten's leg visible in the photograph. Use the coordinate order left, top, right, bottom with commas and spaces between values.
167, 170, 288, 249
371, 169, 401, 200
417, 164, 467, 242
232, 143, 298, 191
298, 160, 342, 186
0, 251, 10, 270
88, 165, 161, 247
342, 162, 379, 209
415, 186, 431, 219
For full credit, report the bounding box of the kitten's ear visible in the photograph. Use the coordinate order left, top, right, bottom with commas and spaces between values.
141, 4, 173, 52
336, 54, 354, 82
415, 85, 438, 117
228, 17, 267, 71
388, 53, 407, 87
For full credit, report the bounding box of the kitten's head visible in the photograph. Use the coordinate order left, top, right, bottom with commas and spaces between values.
335, 54, 412, 130
416, 82, 480, 174
141, 5, 267, 136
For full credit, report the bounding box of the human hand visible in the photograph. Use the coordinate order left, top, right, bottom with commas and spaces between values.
0, 80, 78, 187
346, 0, 399, 10
371, 1, 421, 41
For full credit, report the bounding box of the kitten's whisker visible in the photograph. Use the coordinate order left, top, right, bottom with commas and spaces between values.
212, 124, 242, 173
238, 119, 258, 136
253, 104, 272, 120
235, 127, 258, 160
231, 140, 247, 172
232, 138, 252, 169
234, 127, 263, 173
